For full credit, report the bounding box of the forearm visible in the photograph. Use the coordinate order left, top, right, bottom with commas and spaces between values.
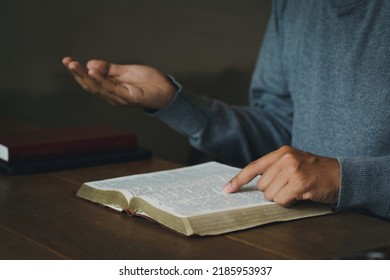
147, 3, 292, 166
148, 86, 291, 167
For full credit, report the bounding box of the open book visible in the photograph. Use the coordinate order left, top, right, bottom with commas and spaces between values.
76, 162, 332, 236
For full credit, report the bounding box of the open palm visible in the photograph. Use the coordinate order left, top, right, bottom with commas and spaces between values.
62, 57, 176, 109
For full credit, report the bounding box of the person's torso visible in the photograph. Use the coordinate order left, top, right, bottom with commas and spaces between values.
278, 0, 390, 157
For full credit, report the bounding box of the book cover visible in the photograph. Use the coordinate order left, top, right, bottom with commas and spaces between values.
0, 125, 152, 174
0, 147, 152, 175
0, 125, 138, 162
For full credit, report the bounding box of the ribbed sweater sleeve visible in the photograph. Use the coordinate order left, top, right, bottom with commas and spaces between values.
338, 156, 390, 219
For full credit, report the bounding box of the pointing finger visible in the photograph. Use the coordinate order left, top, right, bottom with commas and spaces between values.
224, 147, 285, 193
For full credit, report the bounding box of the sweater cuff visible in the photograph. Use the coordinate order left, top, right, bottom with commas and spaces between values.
337, 157, 390, 217
144, 76, 211, 137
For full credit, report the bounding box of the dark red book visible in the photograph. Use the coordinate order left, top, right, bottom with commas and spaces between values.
0, 125, 138, 162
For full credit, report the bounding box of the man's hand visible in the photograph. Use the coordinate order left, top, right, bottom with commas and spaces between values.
62, 57, 177, 109
224, 145, 340, 206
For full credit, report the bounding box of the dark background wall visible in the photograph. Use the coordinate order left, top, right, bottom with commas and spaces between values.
0, 0, 271, 164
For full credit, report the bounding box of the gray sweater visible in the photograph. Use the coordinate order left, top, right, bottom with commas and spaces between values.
152, 0, 390, 219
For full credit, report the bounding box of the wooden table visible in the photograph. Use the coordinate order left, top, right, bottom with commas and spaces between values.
1, 119, 390, 260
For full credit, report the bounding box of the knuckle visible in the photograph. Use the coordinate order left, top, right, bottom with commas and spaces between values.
273, 196, 284, 205
263, 191, 274, 201
281, 151, 298, 163
244, 160, 261, 177
279, 145, 293, 153
274, 196, 294, 206
279, 145, 295, 156
256, 180, 267, 191
247, 163, 258, 175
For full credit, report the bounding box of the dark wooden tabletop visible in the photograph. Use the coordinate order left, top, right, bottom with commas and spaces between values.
1, 119, 390, 260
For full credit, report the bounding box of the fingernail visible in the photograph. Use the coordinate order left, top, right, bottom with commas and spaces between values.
223, 182, 232, 192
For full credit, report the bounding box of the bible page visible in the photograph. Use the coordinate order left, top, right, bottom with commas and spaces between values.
86, 162, 272, 216
88, 162, 271, 217
138, 163, 272, 217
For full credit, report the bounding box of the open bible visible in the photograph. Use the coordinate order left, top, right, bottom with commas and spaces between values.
76, 162, 332, 236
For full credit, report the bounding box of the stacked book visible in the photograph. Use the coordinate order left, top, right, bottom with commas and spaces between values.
0, 125, 151, 174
